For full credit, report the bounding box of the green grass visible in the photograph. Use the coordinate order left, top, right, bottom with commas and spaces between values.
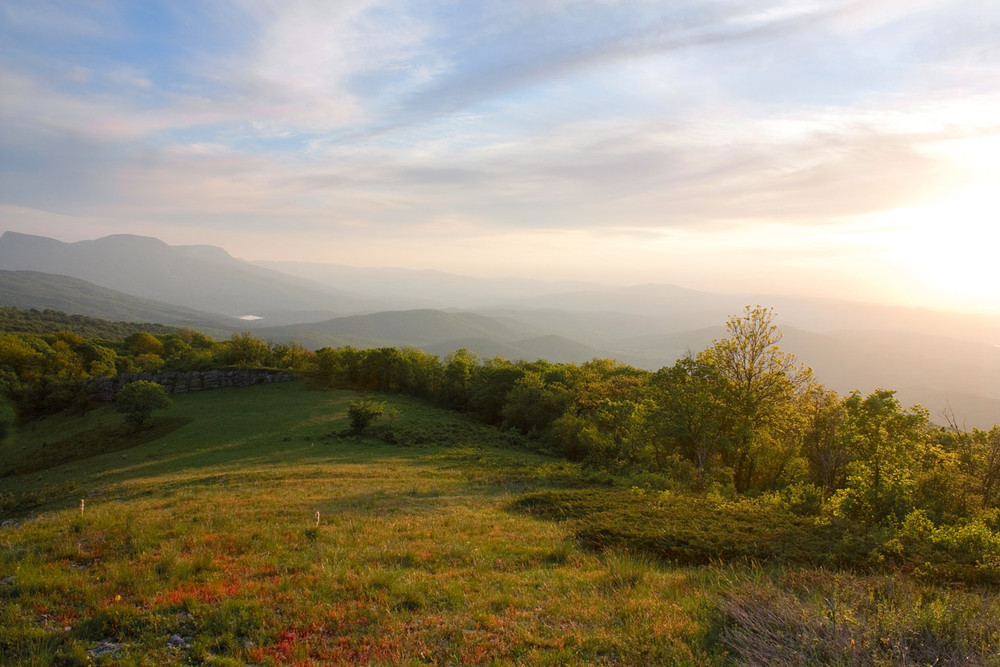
512, 488, 861, 567
1, 382, 998, 665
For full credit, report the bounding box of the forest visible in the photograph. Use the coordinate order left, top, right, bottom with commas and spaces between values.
2, 305, 999, 583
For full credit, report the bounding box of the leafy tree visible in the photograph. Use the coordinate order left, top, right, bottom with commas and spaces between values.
978, 426, 1000, 508
312, 346, 359, 388
125, 332, 164, 357
358, 347, 411, 392
843, 389, 927, 493
502, 369, 572, 435
134, 352, 165, 373
273, 341, 315, 373
588, 397, 651, 466
800, 385, 851, 496
72, 341, 118, 377
116, 380, 171, 431
933, 422, 1000, 509
570, 359, 649, 415
697, 306, 811, 491
441, 349, 479, 410
832, 389, 929, 525
225, 332, 274, 367
647, 356, 731, 473
469, 357, 524, 424
178, 328, 216, 349
347, 399, 385, 431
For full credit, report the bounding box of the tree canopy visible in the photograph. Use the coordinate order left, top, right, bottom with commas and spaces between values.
115, 380, 172, 430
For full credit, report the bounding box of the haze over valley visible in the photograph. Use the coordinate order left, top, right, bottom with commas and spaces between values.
2, 231, 997, 428
2, 1, 997, 427
4, 4, 1000, 662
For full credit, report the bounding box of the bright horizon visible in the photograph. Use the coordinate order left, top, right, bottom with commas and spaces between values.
2, 1, 999, 313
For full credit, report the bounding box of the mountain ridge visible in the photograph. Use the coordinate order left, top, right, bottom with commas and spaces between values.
0, 232, 367, 323
3, 231, 997, 427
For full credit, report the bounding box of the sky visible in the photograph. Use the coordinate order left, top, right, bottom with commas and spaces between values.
1, 0, 999, 312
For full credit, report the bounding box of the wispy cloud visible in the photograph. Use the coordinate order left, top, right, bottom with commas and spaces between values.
1, 0, 999, 307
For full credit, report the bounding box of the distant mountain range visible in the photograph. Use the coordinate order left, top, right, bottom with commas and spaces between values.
1, 231, 998, 427
256, 309, 605, 364
0, 232, 364, 324
0, 270, 236, 335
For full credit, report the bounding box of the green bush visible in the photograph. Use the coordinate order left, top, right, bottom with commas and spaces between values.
347, 399, 385, 431
115, 380, 171, 431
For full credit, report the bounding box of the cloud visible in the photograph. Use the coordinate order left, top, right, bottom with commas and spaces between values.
2, 0, 1000, 309
0, 0, 118, 39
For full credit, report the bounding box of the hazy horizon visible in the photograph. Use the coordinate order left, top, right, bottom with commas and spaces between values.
2, 1, 999, 313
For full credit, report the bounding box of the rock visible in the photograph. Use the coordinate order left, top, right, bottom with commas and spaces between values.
89, 641, 123, 657
168, 634, 189, 648
84, 368, 295, 400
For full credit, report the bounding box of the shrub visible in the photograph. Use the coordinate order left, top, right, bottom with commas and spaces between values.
116, 380, 171, 431
347, 399, 385, 431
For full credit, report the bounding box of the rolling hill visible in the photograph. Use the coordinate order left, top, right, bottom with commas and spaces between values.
259, 309, 553, 353
0, 270, 237, 332
3, 231, 996, 427
0, 232, 366, 324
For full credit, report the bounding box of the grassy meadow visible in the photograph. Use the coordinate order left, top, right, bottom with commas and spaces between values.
2, 382, 999, 665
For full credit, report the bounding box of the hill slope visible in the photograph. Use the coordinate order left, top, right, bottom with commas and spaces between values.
1, 384, 996, 664
0, 270, 237, 331
0, 232, 366, 323
261, 309, 541, 346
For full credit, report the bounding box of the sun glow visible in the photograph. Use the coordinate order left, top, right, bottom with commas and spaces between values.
854, 131, 1000, 312
874, 183, 1000, 311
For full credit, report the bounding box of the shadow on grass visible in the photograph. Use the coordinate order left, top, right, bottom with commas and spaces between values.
509, 488, 852, 569
1, 417, 192, 478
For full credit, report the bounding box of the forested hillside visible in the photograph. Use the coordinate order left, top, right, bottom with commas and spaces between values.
2, 305, 998, 568
308, 307, 1000, 537
0, 270, 234, 331
2, 306, 1000, 663
0, 307, 179, 339
0, 313, 310, 421
5, 233, 998, 428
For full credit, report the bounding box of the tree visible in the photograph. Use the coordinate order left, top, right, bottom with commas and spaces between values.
225, 332, 274, 367
977, 426, 1000, 508
698, 306, 811, 491
347, 399, 385, 431
441, 349, 479, 410
73, 341, 118, 377
647, 356, 731, 472
834, 389, 929, 524
502, 369, 572, 435
800, 385, 851, 496
116, 380, 171, 431
125, 332, 164, 357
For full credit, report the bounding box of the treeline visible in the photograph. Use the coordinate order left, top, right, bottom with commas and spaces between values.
3, 305, 999, 535
311, 307, 1000, 533
0, 326, 312, 421
0, 307, 180, 339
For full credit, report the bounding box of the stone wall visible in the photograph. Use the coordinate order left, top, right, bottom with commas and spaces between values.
87, 369, 296, 401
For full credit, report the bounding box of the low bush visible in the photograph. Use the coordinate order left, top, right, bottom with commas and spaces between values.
512, 488, 842, 566
347, 399, 384, 431
713, 569, 1000, 665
